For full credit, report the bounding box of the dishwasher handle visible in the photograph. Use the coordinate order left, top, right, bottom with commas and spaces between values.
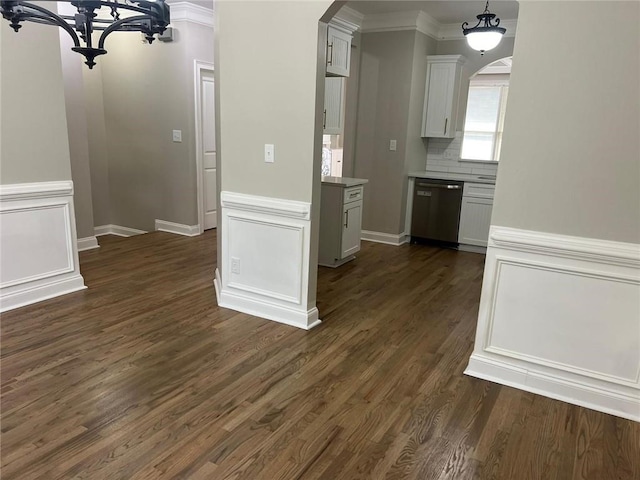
416, 182, 462, 190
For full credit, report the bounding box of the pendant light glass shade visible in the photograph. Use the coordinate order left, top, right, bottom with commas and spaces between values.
462, 1, 506, 55
465, 31, 504, 53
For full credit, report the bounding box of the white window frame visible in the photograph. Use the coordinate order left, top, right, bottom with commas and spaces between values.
461, 76, 509, 162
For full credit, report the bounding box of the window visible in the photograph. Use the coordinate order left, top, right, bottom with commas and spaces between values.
461, 79, 509, 162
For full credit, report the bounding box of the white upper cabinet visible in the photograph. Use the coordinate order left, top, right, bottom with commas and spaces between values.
324, 77, 345, 135
421, 55, 466, 138
326, 24, 352, 77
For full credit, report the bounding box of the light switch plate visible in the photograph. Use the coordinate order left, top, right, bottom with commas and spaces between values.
172, 130, 182, 142
389, 139, 397, 151
264, 144, 275, 163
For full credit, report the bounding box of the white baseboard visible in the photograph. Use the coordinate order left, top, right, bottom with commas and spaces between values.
458, 244, 486, 254
215, 269, 321, 330
0, 274, 86, 312
77, 236, 100, 252
94, 224, 147, 237
466, 354, 640, 422
0, 181, 86, 312
466, 225, 640, 421
361, 230, 409, 246
216, 191, 319, 330
154, 219, 200, 237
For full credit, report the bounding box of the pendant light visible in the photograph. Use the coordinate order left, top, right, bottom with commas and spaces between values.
462, 1, 506, 55
0, 1, 170, 69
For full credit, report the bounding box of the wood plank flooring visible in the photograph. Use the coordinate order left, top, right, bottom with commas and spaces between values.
1, 231, 638, 479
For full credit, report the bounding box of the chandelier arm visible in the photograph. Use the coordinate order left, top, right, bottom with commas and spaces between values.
97, 14, 151, 49
10, 3, 81, 47
462, 17, 484, 33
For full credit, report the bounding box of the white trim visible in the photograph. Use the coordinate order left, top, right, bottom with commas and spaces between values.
458, 244, 486, 254
194, 60, 216, 235
169, 2, 214, 28
333, 6, 363, 30
1, 181, 86, 312
466, 355, 639, 422
466, 225, 640, 421
94, 224, 147, 237
359, 11, 517, 41
329, 16, 360, 35
0, 180, 73, 200
155, 219, 200, 237
361, 230, 409, 246
490, 226, 640, 268
215, 269, 321, 330
77, 236, 100, 251
220, 191, 311, 221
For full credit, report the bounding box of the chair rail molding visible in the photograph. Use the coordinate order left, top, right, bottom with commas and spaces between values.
466, 225, 640, 422
0, 181, 86, 312
214, 191, 320, 330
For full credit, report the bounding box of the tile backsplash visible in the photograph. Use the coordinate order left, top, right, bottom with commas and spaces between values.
425, 132, 498, 176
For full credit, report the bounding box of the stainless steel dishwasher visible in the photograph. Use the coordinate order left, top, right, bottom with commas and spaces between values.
410, 179, 463, 246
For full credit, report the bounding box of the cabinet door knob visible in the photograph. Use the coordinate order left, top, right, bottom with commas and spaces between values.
323, 109, 327, 129
444, 118, 448, 135
327, 43, 334, 66
344, 210, 349, 228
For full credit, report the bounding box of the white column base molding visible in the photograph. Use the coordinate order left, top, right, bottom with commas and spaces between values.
94, 224, 147, 237
215, 269, 321, 330
216, 191, 320, 330
361, 230, 409, 246
77, 236, 100, 251
466, 225, 640, 422
154, 219, 201, 237
0, 181, 86, 312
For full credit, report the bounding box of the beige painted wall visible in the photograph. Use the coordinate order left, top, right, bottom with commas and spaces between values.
492, 1, 640, 244
217, 1, 334, 203
83, 64, 111, 227
0, 19, 71, 184
352, 30, 437, 235
97, 20, 213, 231
58, 12, 95, 239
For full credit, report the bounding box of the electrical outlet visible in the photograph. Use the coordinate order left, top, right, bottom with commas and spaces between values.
443, 150, 453, 159
172, 130, 182, 142
389, 139, 397, 151
264, 144, 275, 163
231, 257, 240, 274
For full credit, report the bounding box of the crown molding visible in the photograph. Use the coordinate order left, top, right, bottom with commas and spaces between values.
333, 6, 364, 30
360, 10, 517, 41
439, 18, 518, 41
169, 2, 214, 28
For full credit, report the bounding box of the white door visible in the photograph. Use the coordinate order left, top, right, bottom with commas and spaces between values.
341, 202, 362, 258
199, 68, 217, 230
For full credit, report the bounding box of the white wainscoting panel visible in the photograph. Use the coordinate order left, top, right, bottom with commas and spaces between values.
155, 219, 201, 237
214, 191, 320, 330
0, 181, 86, 312
465, 226, 640, 421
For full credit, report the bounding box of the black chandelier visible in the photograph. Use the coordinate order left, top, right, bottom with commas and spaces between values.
0, 0, 170, 69
462, 0, 506, 55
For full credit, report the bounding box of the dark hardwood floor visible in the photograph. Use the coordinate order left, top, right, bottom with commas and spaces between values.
1, 231, 638, 479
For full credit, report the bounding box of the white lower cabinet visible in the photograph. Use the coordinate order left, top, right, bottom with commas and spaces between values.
319, 179, 367, 267
458, 183, 495, 248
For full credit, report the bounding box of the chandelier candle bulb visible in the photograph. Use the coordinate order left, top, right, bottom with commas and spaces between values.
0, 0, 171, 69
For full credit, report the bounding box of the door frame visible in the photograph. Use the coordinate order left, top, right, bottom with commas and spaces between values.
194, 59, 216, 234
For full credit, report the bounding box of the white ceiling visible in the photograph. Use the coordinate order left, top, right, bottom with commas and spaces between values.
347, 1, 519, 24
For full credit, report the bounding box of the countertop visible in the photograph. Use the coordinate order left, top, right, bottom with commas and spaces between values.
321, 176, 369, 188
408, 171, 496, 185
